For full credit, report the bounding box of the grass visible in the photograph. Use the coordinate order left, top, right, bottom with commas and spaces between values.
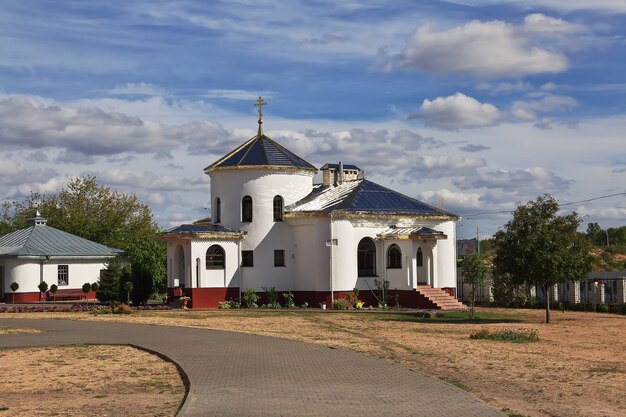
439, 376, 471, 391
470, 328, 539, 343
377, 310, 526, 324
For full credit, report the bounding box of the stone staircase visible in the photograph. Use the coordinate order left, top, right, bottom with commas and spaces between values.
415, 285, 465, 311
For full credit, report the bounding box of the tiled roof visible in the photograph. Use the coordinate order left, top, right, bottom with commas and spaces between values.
205, 134, 317, 172
0, 225, 122, 258
155, 223, 245, 240
162, 224, 239, 234
287, 179, 457, 218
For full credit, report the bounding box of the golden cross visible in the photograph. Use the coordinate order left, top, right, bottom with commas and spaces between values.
254, 96, 267, 135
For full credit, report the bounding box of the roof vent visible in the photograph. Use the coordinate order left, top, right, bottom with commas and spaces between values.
27, 210, 48, 227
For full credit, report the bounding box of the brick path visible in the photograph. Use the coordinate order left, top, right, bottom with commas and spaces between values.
0, 318, 504, 416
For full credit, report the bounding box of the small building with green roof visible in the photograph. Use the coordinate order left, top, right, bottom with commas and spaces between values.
0, 212, 123, 303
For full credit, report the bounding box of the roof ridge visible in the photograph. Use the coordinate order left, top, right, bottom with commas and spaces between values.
204, 134, 259, 171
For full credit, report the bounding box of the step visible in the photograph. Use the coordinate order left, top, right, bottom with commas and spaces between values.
415, 286, 465, 311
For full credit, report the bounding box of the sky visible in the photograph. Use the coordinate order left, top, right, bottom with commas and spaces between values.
1, 0, 625, 239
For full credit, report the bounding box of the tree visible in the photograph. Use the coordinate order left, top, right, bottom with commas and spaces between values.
97, 260, 126, 305
38, 281, 48, 311
461, 254, 490, 318
49, 284, 58, 304
124, 281, 133, 305
493, 195, 593, 323
130, 262, 152, 306
10, 282, 19, 306
82, 283, 92, 305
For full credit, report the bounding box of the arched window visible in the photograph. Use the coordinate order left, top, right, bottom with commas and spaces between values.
206, 245, 225, 269
416, 247, 423, 267
242, 196, 253, 222
387, 244, 402, 269
273, 195, 284, 222
358, 238, 376, 277
214, 198, 221, 223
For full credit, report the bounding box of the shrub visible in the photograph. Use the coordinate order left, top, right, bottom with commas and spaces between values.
282, 289, 295, 309
262, 286, 280, 309
470, 328, 539, 343
332, 299, 348, 310
112, 303, 133, 315
242, 288, 259, 308
218, 299, 240, 309
301, 302, 309, 309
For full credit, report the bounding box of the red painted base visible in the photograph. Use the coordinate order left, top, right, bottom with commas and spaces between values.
2, 290, 97, 303
166, 287, 457, 309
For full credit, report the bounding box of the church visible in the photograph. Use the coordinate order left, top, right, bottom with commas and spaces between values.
157, 98, 462, 309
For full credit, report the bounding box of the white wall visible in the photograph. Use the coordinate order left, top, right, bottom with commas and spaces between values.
190, 240, 239, 288
1, 258, 107, 293
435, 220, 457, 288
209, 169, 314, 291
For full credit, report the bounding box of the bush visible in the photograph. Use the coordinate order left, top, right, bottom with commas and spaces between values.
282, 289, 295, 309
332, 299, 348, 310
262, 286, 280, 309
218, 299, 240, 309
242, 288, 259, 308
470, 328, 539, 343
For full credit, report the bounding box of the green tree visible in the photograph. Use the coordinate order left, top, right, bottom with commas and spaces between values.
97, 260, 126, 305
493, 195, 593, 323
461, 254, 490, 318
9, 282, 19, 306
49, 284, 58, 304
82, 283, 92, 305
130, 262, 152, 306
124, 281, 133, 305
37, 281, 48, 311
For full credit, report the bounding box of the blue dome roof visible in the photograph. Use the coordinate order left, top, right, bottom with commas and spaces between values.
204, 134, 316, 173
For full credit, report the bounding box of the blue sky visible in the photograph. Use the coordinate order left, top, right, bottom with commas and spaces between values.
1, 0, 625, 238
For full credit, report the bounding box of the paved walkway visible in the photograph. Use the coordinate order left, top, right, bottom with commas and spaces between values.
0, 318, 504, 417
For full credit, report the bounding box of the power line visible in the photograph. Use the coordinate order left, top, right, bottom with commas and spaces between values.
459, 192, 626, 218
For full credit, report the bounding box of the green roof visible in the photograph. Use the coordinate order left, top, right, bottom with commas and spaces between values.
0, 224, 122, 258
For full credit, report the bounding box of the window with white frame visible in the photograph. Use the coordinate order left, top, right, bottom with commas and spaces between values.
58, 265, 69, 286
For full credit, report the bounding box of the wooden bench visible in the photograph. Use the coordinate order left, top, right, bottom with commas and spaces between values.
48, 289, 87, 301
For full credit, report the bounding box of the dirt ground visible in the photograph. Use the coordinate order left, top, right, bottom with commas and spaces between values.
1, 307, 625, 417
0, 345, 184, 417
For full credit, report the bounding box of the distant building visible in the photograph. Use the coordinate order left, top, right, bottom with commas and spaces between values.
156, 99, 462, 309
0, 212, 122, 302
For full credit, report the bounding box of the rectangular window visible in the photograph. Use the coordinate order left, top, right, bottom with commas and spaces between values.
274, 250, 285, 267
241, 250, 254, 267
58, 265, 69, 286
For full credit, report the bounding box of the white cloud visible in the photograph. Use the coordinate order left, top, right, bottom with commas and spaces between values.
419, 188, 483, 209
453, 167, 573, 192
107, 83, 166, 96
204, 89, 274, 100
399, 19, 569, 79
412, 92, 502, 130
88, 169, 210, 193
523, 13, 587, 34
511, 94, 579, 121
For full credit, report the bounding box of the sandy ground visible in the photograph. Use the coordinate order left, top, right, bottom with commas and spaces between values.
1, 307, 624, 417
0, 345, 184, 417
0, 327, 41, 334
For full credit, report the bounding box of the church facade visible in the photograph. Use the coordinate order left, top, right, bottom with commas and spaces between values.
158, 100, 461, 309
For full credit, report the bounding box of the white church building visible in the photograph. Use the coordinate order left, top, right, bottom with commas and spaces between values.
158, 99, 462, 309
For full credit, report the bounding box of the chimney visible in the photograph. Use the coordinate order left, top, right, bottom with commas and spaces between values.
338, 162, 344, 185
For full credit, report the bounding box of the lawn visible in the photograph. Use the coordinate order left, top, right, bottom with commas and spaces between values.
2, 307, 625, 417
